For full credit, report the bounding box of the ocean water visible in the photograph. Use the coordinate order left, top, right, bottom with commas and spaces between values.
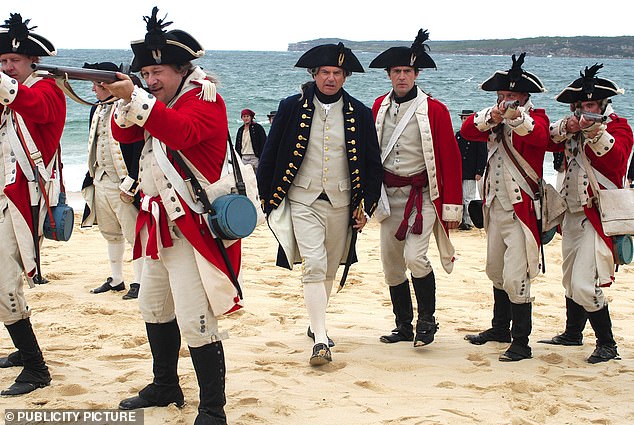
46, 50, 634, 192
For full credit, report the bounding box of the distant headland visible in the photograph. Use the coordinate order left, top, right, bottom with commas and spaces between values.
288, 36, 634, 58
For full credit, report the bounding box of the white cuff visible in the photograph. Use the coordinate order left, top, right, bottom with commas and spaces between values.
549, 117, 572, 143
586, 127, 614, 157
506, 109, 534, 136
0, 72, 19, 106
119, 175, 138, 195
442, 203, 463, 222
473, 107, 495, 132
113, 88, 156, 128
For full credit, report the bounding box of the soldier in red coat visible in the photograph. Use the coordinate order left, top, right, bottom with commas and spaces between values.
370, 30, 462, 348
461, 53, 550, 362
539, 64, 633, 363
0, 13, 65, 395
103, 8, 238, 423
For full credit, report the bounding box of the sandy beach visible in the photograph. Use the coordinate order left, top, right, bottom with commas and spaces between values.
1, 204, 633, 425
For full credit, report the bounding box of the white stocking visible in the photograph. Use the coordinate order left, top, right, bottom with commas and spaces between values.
304, 281, 328, 345
107, 241, 125, 285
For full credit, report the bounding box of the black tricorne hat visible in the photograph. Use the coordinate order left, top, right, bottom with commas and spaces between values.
0, 13, 55, 56
295, 42, 364, 73
369, 29, 436, 70
82, 62, 121, 72
130, 7, 204, 72
555, 63, 623, 103
459, 109, 474, 116
480, 53, 545, 93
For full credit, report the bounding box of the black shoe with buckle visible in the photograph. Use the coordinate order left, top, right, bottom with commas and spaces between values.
537, 332, 583, 346
0, 351, 23, 368
123, 283, 140, 300
587, 344, 620, 364
91, 277, 125, 294
309, 343, 332, 366
458, 222, 472, 231
307, 326, 335, 347
1, 380, 50, 396
465, 328, 511, 345
414, 320, 438, 347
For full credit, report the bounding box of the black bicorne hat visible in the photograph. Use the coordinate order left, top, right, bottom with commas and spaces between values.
295, 42, 364, 73
555, 63, 623, 103
0, 13, 55, 56
130, 7, 204, 72
82, 62, 121, 72
369, 29, 436, 70
480, 53, 545, 93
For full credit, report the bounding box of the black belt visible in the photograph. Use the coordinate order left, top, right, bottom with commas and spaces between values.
317, 192, 330, 201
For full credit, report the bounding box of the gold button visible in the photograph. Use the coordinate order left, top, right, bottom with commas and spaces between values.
325, 136, 329, 141
325, 157, 329, 161
325, 147, 329, 151
302, 114, 308, 119
350, 140, 356, 145
350, 127, 355, 132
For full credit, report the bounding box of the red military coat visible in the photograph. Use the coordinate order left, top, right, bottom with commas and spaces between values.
1, 76, 66, 277
111, 80, 242, 313
461, 107, 550, 246
548, 114, 634, 253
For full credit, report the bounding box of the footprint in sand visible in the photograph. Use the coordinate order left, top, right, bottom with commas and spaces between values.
467, 352, 491, 367
539, 352, 564, 364
265, 341, 289, 349
58, 384, 88, 396
353, 380, 385, 393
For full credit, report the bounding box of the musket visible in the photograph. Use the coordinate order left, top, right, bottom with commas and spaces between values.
502, 100, 520, 110
500, 100, 521, 119
30, 63, 140, 106
32, 63, 120, 83
337, 200, 365, 293
580, 112, 607, 124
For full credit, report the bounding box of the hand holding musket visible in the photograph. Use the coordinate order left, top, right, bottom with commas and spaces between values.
500, 99, 521, 120
489, 99, 521, 124
101, 73, 135, 103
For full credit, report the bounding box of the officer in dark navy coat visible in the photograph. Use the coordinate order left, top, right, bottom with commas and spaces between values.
257, 42, 382, 366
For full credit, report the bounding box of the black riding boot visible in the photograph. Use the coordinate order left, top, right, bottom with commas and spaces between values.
412, 272, 439, 347
1, 318, 51, 395
538, 297, 587, 346
190, 342, 228, 425
119, 320, 184, 409
587, 305, 620, 364
380, 280, 414, 343
465, 287, 512, 345
499, 302, 532, 361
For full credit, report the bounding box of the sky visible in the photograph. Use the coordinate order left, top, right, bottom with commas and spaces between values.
2, 0, 632, 51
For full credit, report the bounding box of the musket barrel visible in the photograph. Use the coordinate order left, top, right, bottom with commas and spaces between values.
581, 112, 607, 123
502, 100, 520, 109
31, 64, 119, 83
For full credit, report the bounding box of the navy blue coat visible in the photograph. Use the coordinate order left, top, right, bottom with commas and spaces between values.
257, 82, 382, 217
235, 122, 266, 158
456, 130, 487, 180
